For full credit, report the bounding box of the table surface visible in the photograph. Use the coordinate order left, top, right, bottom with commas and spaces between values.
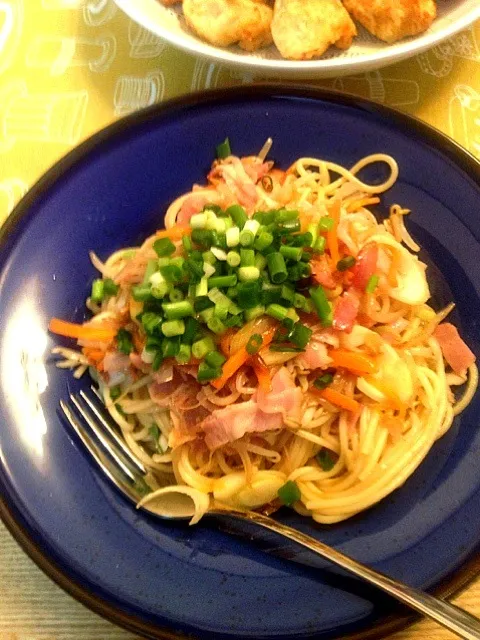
1, 3, 480, 639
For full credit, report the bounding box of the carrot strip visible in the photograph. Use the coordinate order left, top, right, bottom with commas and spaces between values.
312, 386, 360, 412
346, 197, 380, 213
252, 355, 272, 392
212, 326, 276, 390
387, 250, 400, 287
328, 349, 377, 375
327, 200, 340, 265
49, 318, 116, 342
211, 346, 249, 390
155, 225, 191, 240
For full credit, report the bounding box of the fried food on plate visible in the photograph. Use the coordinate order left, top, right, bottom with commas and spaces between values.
183, 0, 273, 51
342, 0, 437, 43
271, 0, 356, 60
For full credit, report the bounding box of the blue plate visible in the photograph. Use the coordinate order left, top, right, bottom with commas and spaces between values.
1, 86, 480, 640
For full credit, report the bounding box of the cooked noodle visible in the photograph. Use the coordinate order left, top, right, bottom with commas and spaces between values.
51, 143, 477, 525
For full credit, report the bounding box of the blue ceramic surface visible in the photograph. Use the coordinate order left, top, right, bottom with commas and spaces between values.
1, 86, 480, 640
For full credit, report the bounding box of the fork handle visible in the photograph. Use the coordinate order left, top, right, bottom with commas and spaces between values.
221, 509, 480, 640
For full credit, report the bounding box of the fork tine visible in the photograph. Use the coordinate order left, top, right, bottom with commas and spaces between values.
81, 388, 146, 474
60, 399, 140, 504
70, 393, 140, 482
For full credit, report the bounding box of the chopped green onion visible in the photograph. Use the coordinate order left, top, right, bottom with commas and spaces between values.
151, 280, 169, 299
162, 338, 180, 358
314, 373, 334, 390
318, 216, 334, 232
254, 253, 267, 272
316, 449, 336, 471
226, 251, 241, 267
244, 305, 265, 321
192, 336, 216, 359
143, 259, 158, 285
293, 293, 307, 309
91, 279, 104, 303
161, 319, 185, 337
110, 385, 121, 401
280, 245, 302, 262
190, 213, 206, 229
183, 258, 204, 283
159, 264, 182, 283
266, 303, 288, 322
240, 248, 255, 267
276, 209, 299, 223
277, 219, 300, 234
183, 317, 200, 344
197, 361, 221, 383
238, 266, 260, 282
162, 300, 194, 320
216, 137, 231, 159
207, 316, 226, 335
169, 288, 184, 303
191, 228, 213, 248
254, 230, 273, 251
208, 274, 237, 289
313, 236, 326, 254
142, 312, 162, 334
226, 226, 240, 247
277, 480, 301, 506
224, 315, 243, 328
211, 247, 227, 261
203, 250, 216, 264
226, 204, 247, 229
336, 256, 356, 272
366, 274, 380, 293
269, 344, 305, 353
289, 322, 312, 349
196, 277, 208, 298
237, 281, 261, 309
116, 328, 133, 355
176, 343, 191, 364
182, 235, 193, 252
309, 286, 332, 326
194, 296, 214, 313
149, 424, 160, 441
153, 237, 175, 257
205, 351, 226, 368
246, 333, 263, 355
103, 278, 119, 297
266, 252, 288, 284
280, 284, 295, 305
307, 223, 318, 247
203, 262, 216, 279
151, 351, 163, 371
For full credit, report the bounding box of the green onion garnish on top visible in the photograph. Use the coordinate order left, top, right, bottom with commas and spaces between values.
314, 373, 334, 390
316, 449, 337, 471
277, 480, 301, 506
153, 237, 176, 257
336, 256, 356, 271
116, 328, 134, 355
246, 333, 263, 355
216, 137, 231, 159
366, 274, 380, 293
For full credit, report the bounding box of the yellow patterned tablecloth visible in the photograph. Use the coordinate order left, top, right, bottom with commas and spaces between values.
1, 2, 480, 639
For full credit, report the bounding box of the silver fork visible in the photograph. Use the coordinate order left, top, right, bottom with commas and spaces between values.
61, 388, 480, 640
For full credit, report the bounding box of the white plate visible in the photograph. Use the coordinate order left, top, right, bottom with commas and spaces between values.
114, 0, 480, 78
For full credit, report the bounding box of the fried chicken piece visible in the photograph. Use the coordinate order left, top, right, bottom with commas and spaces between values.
342, 0, 436, 43
183, 0, 273, 52
271, 0, 356, 60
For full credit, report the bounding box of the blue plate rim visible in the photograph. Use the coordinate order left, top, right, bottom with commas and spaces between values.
1, 83, 480, 640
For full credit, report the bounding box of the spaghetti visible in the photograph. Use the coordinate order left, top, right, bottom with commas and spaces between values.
50, 140, 477, 525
